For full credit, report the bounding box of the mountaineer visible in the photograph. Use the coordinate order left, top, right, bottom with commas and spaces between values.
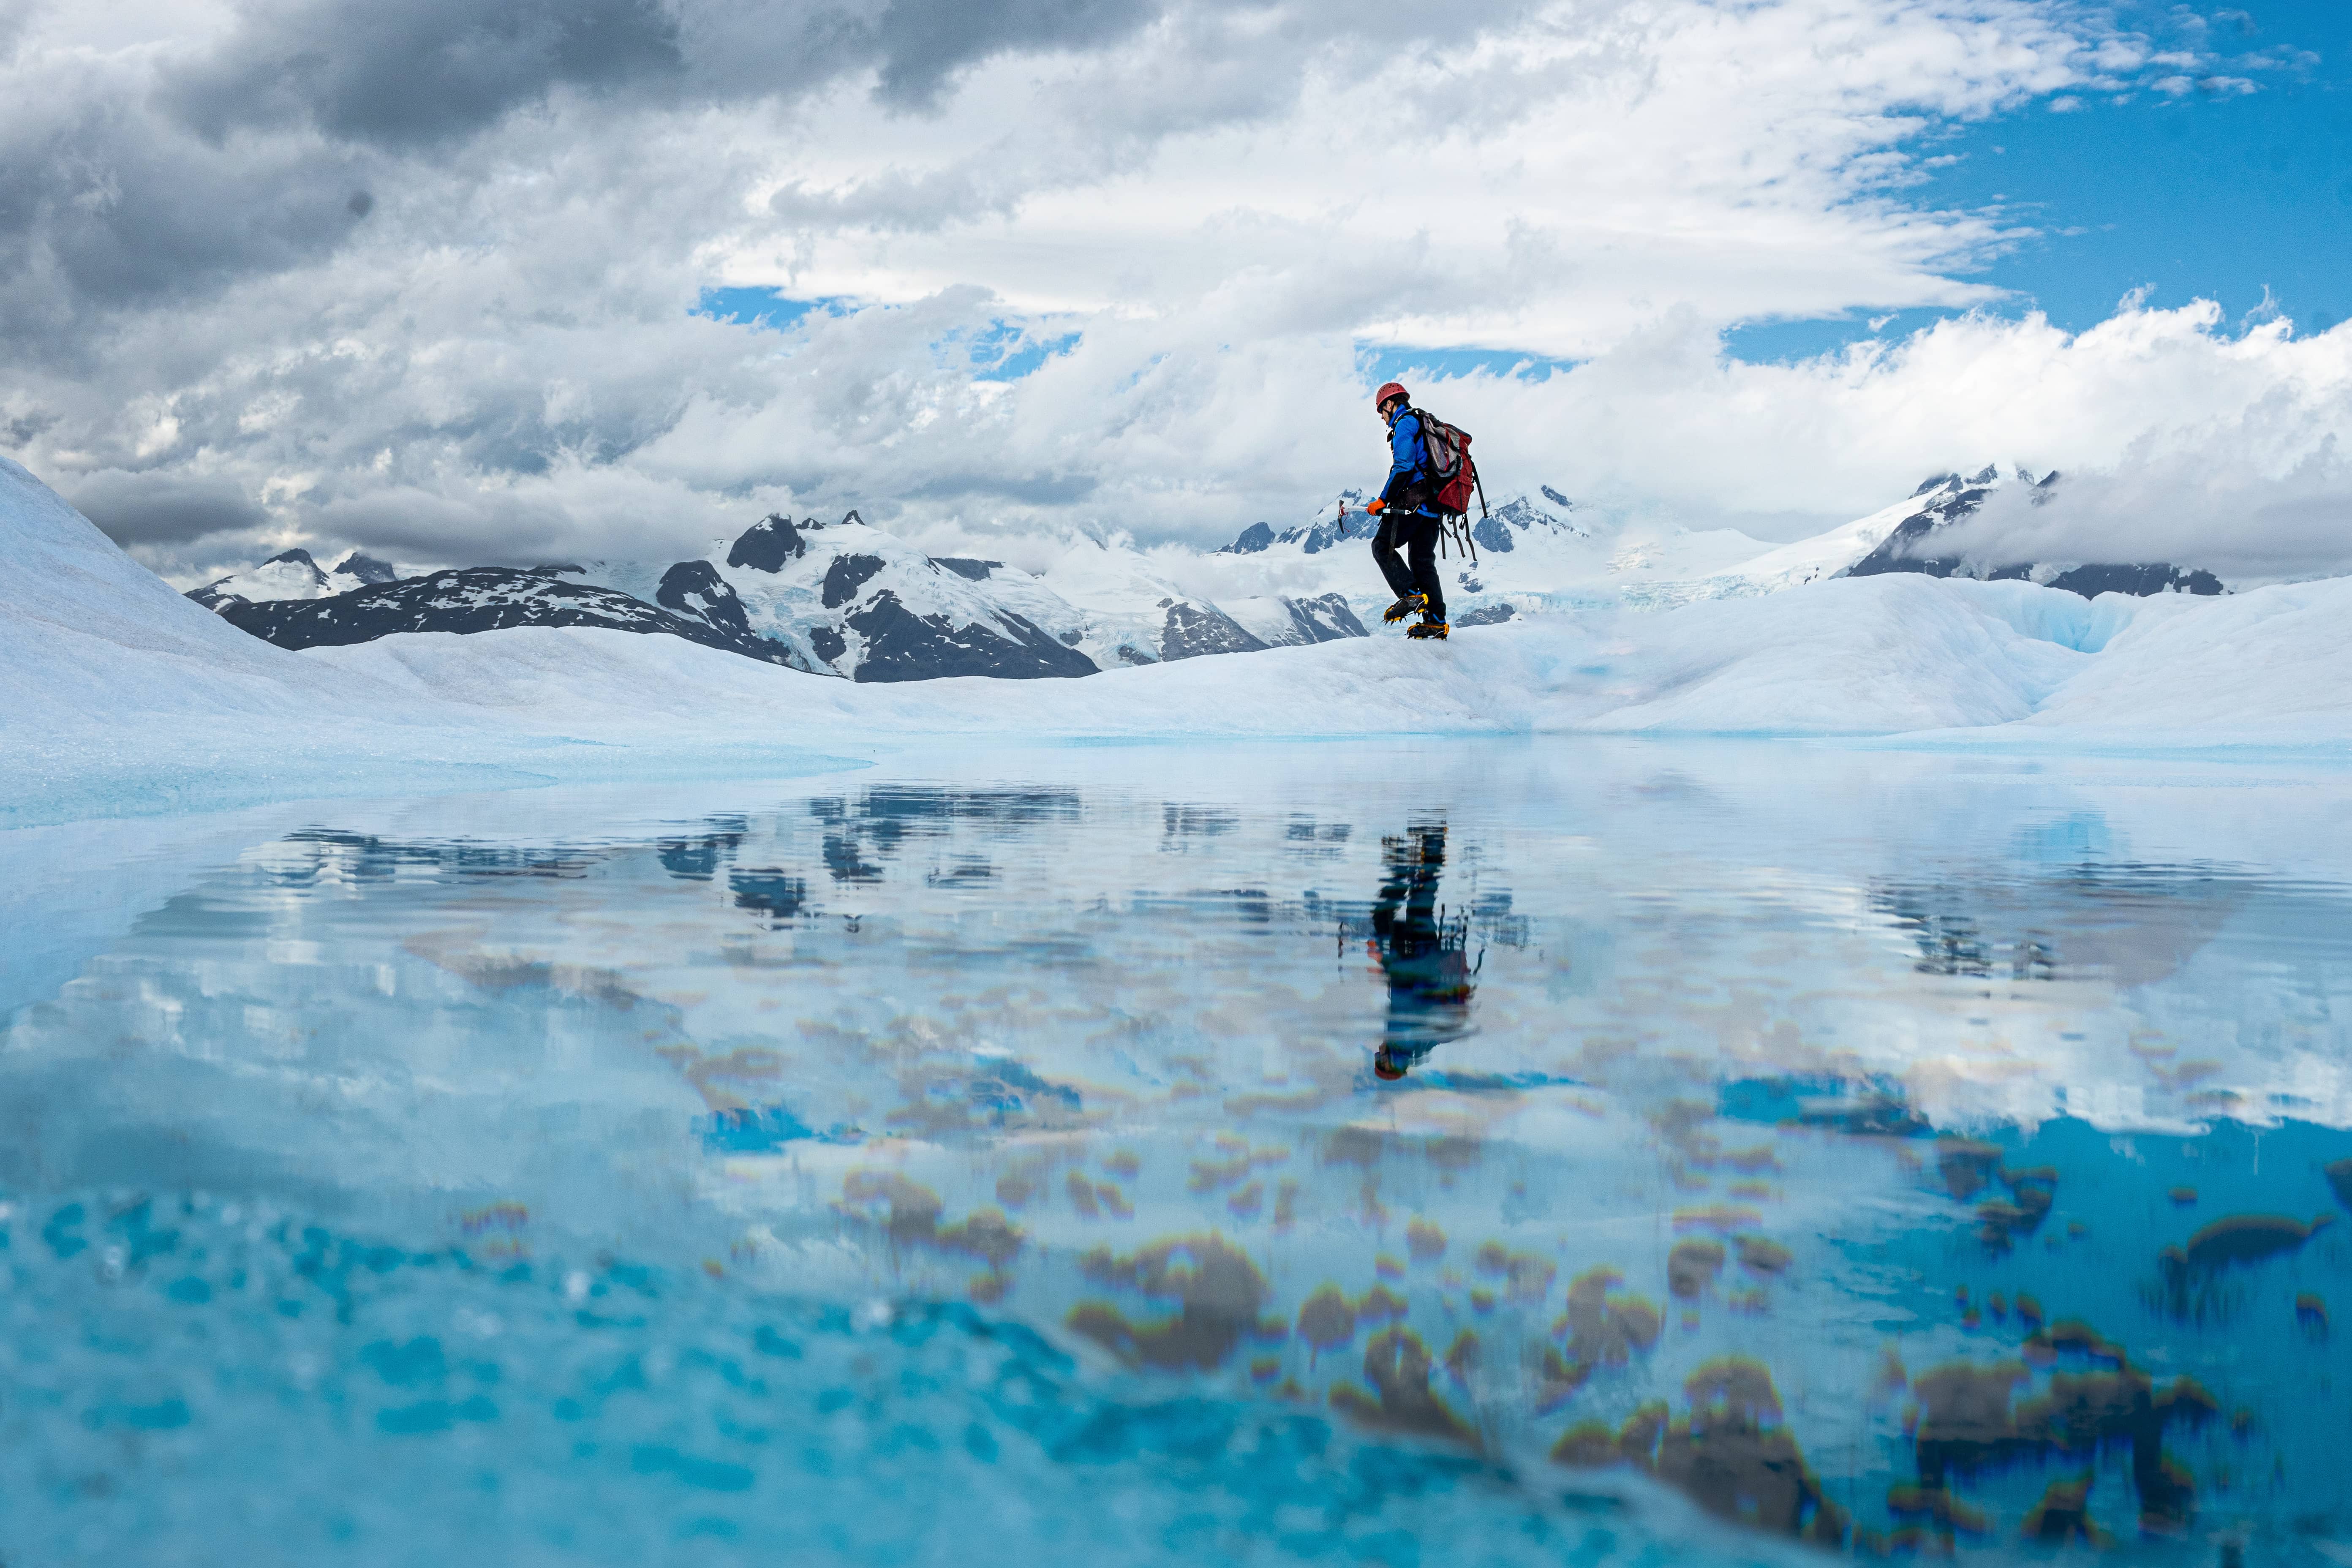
1364, 381, 1450, 640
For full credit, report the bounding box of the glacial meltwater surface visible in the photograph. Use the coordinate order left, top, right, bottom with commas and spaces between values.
3, 738, 2349, 1567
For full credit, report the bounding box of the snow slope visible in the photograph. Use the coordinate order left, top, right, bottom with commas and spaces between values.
0, 457, 406, 733
0, 459, 841, 825
309, 572, 2352, 749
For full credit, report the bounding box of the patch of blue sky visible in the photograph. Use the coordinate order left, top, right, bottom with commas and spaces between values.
1723, 308, 1977, 365
1723, 0, 2351, 364
690, 286, 852, 332
966, 321, 1082, 382
1355, 344, 1580, 388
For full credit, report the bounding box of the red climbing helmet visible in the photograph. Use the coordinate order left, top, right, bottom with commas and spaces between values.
1373, 381, 1408, 411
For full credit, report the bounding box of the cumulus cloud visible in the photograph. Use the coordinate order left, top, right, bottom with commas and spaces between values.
0, 0, 2339, 589
161, 0, 687, 149
65, 468, 272, 544
1906, 309, 2352, 583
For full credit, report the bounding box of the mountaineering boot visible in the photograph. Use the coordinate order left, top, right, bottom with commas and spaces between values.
1381, 593, 1427, 625
1407, 616, 1449, 640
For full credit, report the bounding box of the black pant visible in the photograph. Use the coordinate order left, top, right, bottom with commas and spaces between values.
1371, 513, 1446, 619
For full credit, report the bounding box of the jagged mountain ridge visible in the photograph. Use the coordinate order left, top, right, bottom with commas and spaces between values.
1217, 489, 1592, 561
188, 472, 2224, 682
215, 569, 801, 667
565, 512, 1363, 681
196, 512, 1370, 681
187, 547, 399, 610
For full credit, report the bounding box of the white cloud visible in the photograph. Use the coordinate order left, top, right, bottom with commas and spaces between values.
0, 0, 2338, 588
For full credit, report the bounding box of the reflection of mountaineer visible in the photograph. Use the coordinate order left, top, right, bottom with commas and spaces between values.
1368, 823, 1478, 1081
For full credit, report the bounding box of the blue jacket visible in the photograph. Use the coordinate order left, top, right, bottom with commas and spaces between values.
1379, 411, 1438, 514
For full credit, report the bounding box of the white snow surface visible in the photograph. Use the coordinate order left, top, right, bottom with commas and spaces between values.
7, 456, 2352, 828
306, 572, 2352, 747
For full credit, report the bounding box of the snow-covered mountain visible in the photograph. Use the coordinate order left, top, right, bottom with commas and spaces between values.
1018, 529, 1364, 668
182, 470, 2224, 683
216, 567, 801, 668
188, 547, 398, 610
1843, 467, 2223, 596
560, 512, 1097, 681
1211, 475, 2226, 618
195, 512, 1369, 681
1220, 487, 1594, 565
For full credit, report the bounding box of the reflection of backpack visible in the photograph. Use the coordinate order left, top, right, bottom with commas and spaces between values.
1409, 408, 1484, 519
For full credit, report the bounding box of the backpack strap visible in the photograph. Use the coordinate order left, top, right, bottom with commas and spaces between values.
1404, 406, 1439, 483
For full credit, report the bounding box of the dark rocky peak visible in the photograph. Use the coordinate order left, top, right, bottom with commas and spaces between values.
1220, 522, 1276, 555
1160, 602, 1268, 661
1284, 593, 1368, 643
1476, 494, 1586, 546
656, 559, 754, 636
843, 591, 1097, 682
1541, 485, 1573, 507
1282, 509, 1378, 555
1912, 473, 1961, 496
526, 563, 585, 575
215, 567, 800, 667
931, 557, 1002, 581
820, 553, 888, 609
1849, 485, 1994, 577
2042, 564, 2221, 597
1967, 463, 2000, 484
185, 546, 334, 609
334, 551, 400, 584
728, 515, 806, 572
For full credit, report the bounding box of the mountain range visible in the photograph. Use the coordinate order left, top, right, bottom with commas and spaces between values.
185, 473, 2221, 680
188, 547, 401, 610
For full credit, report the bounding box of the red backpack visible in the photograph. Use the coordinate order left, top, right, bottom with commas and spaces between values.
1410, 407, 1484, 518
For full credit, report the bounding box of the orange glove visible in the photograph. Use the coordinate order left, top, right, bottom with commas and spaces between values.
1365, 498, 1386, 515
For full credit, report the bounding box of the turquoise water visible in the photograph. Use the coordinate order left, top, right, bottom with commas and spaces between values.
4, 740, 2349, 1565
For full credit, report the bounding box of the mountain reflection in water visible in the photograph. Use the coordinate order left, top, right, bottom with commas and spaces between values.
3, 743, 2351, 1566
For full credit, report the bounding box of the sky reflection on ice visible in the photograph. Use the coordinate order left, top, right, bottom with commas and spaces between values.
3, 739, 2350, 1565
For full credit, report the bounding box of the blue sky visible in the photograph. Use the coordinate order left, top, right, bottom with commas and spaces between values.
1731, 0, 2352, 361
696, 289, 1079, 381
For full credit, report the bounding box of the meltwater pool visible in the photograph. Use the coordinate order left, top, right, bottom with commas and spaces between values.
3, 738, 2348, 1566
